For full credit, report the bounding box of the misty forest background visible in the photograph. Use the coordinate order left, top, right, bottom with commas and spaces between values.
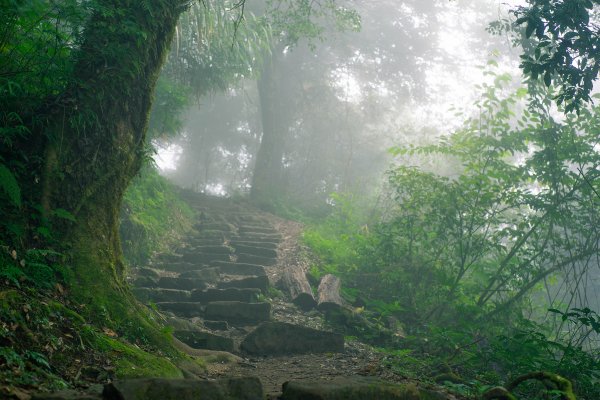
2, 0, 600, 398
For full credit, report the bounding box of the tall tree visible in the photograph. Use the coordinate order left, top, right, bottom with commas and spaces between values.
1, 0, 190, 336
248, 0, 360, 206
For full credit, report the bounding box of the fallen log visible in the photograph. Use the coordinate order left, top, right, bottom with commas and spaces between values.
279, 267, 317, 310
317, 274, 343, 311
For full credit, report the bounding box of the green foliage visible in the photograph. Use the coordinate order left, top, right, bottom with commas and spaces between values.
120, 167, 195, 266
0, 247, 68, 290
303, 73, 600, 398
265, 0, 361, 48
512, 0, 600, 112
147, 76, 191, 140
163, 0, 272, 96
0, 163, 21, 207
302, 192, 372, 277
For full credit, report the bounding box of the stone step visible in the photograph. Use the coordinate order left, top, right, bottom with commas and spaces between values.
104, 377, 263, 400
237, 253, 277, 266
238, 225, 278, 235
191, 288, 261, 303
240, 322, 344, 356
182, 245, 233, 255
205, 301, 271, 324
233, 244, 277, 259
133, 288, 190, 303
217, 275, 269, 293
190, 230, 230, 240
235, 216, 265, 223
186, 237, 226, 246
178, 267, 220, 283
157, 277, 208, 291
234, 233, 282, 242
194, 222, 235, 232
135, 267, 160, 278
204, 320, 229, 330
212, 261, 267, 276
181, 252, 232, 264
230, 240, 279, 250
159, 262, 205, 272
155, 253, 184, 263
173, 330, 234, 352
155, 302, 204, 318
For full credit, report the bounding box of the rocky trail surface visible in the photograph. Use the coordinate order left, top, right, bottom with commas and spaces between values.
128, 192, 454, 399
33, 193, 455, 400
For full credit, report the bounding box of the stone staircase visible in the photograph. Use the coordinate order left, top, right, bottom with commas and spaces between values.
31, 193, 452, 399
130, 193, 339, 357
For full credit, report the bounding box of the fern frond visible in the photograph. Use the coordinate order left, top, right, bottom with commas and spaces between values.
0, 163, 21, 207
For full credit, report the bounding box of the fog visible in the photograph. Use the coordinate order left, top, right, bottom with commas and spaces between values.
153, 0, 526, 204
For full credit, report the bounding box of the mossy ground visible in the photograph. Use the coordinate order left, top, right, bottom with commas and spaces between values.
0, 284, 204, 398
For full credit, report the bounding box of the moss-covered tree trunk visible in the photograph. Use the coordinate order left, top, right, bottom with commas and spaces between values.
36, 0, 186, 327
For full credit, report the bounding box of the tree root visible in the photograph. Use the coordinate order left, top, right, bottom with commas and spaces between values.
483, 371, 575, 400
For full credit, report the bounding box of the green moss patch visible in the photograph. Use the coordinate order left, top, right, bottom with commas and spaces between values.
92, 335, 183, 379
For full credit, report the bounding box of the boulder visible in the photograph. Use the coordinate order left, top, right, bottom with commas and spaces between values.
103, 377, 263, 400
205, 301, 271, 324
280, 377, 448, 400
240, 322, 344, 356
174, 330, 234, 352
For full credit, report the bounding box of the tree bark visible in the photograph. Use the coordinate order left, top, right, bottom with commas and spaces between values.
250, 45, 286, 206
317, 274, 343, 311
34, 0, 187, 329
279, 267, 317, 310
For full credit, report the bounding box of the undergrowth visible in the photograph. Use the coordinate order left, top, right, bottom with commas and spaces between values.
120, 167, 195, 266
303, 192, 600, 399
0, 166, 201, 397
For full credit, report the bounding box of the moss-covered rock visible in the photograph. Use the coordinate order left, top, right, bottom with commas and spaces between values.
280, 377, 450, 400
103, 377, 263, 400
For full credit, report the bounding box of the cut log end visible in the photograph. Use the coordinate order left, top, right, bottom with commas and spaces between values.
317, 274, 343, 311
279, 267, 316, 310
